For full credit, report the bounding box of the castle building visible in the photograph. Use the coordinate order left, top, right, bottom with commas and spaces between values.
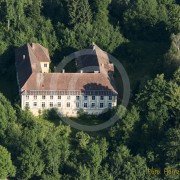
15, 43, 118, 116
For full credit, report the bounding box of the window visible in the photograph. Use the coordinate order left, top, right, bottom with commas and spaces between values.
42, 95, 46, 99
108, 103, 112, 108
76, 102, 80, 108
100, 96, 104, 100
26, 95, 29, 100
50, 95, 53, 99
25, 102, 29, 107
44, 64, 47, 67
91, 103, 95, 108
100, 103, 104, 108
84, 96, 88, 100
58, 102, 61, 107
42, 102, 45, 108
67, 102, 70, 107
92, 96, 95, 100
33, 102, 37, 107
109, 96, 112, 100
50, 102, 53, 107
76, 96, 80, 100
34, 95, 37, 100
84, 103, 88, 108
67, 96, 70, 100
58, 95, 61, 99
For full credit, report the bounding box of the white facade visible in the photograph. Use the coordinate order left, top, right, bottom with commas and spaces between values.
40, 62, 50, 73
16, 43, 118, 117
22, 94, 117, 116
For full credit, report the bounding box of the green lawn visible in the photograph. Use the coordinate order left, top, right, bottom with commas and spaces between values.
43, 108, 117, 126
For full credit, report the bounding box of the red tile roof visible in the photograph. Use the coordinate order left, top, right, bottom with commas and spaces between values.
30, 43, 50, 63
15, 43, 118, 95
15, 43, 50, 87
76, 44, 114, 74
22, 73, 117, 94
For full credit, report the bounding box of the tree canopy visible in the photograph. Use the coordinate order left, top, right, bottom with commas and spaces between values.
0, 0, 179, 179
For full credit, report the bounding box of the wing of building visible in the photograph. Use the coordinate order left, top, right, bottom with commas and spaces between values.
15, 43, 118, 116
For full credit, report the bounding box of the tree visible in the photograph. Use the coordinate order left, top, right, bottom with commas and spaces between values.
28, 0, 42, 19
93, 0, 110, 21
123, 0, 170, 40
0, 93, 16, 141
167, 4, 180, 33
86, 142, 102, 177
135, 75, 169, 150
41, 128, 62, 179
109, 106, 140, 145
159, 128, 180, 180
77, 165, 91, 180
130, 71, 180, 156
5, 0, 16, 30
12, 110, 45, 179
16, 127, 45, 179
76, 131, 90, 149
173, 66, 180, 85
42, 125, 71, 177
110, 0, 131, 20
0, 145, 16, 179
164, 33, 180, 75
67, 0, 92, 26
110, 145, 150, 180
162, 128, 180, 167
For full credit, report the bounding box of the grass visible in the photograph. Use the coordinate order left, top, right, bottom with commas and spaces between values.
71, 115, 103, 126
42, 108, 117, 126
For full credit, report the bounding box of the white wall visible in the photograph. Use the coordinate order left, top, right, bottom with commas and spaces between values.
22, 94, 117, 116
40, 62, 50, 73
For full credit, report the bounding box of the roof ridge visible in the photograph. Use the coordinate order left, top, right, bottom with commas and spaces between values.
38, 43, 50, 60
26, 43, 33, 74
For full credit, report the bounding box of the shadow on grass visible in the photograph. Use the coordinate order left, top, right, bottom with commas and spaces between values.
43, 107, 117, 126
42, 108, 61, 126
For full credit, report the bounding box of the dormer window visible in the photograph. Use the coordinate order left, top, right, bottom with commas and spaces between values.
44, 64, 47, 67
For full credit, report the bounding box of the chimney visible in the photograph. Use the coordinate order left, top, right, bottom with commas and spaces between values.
31, 43, 35, 49
62, 69, 65, 73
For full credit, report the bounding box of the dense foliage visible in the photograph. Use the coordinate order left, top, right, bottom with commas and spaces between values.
0, 0, 179, 179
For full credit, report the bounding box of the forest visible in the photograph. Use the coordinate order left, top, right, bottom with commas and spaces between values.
0, 0, 180, 179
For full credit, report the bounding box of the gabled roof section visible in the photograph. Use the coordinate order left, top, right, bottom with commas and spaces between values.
76, 49, 100, 72
15, 43, 50, 88
30, 43, 50, 62
22, 73, 117, 94
15, 44, 32, 88
15, 43, 118, 95
76, 43, 114, 74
